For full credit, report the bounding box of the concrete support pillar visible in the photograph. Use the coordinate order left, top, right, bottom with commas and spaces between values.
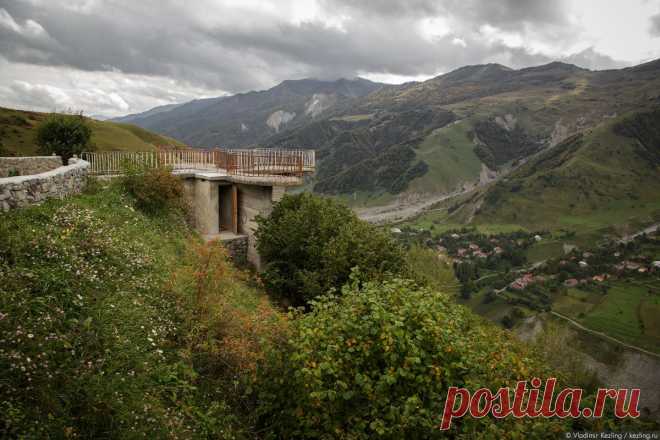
194, 179, 219, 235
238, 184, 280, 270
271, 185, 286, 203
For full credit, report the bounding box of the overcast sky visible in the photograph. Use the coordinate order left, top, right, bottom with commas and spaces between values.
1, 0, 659, 118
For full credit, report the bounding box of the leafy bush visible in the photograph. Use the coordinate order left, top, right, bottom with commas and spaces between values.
255, 193, 406, 306
256, 277, 566, 438
120, 163, 186, 214
35, 113, 93, 161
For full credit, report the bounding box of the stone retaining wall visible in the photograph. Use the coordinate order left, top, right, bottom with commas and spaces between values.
0, 158, 90, 212
221, 234, 248, 265
0, 156, 63, 177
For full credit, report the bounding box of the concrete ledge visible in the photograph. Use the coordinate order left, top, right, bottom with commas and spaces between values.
173, 168, 302, 186
0, 156, 63, 177
226, 174, 303, 187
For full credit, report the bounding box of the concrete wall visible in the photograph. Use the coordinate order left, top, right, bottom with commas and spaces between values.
191, 179, 219, 235
0, 156, 63, 178
181, 179, 197, 228
238, 184, 286, 269
0, 158, 89, 212
238, 184, 272, 269
180, 176, 288, 269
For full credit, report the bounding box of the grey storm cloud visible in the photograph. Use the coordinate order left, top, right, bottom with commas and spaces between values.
651, 13, 660, 36
0, 0, 639, 116
0, 1, 269, 92
563, 47, 627, 71
322, 0, 568, 29
0, 0, 623, 90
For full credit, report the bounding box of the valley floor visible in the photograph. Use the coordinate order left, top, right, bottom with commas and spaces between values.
395, 221, 660, 420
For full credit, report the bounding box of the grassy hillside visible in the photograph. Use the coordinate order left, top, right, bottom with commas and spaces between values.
407, 120, 483, 194
554, 279, 660, 354
0, 183, 282, 437
2, 180, 657, 435
471, 109, 660, 233
0, 107, 183, 156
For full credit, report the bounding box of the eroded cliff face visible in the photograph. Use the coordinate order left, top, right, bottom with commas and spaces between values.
305, 93, 336, 117
266, 110, 296, 133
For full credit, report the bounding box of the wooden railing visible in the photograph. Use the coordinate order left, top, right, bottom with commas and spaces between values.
81, 148, 315, 177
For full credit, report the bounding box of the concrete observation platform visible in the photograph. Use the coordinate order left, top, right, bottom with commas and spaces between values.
81, 149, 315, 268
175, 168, 302, 269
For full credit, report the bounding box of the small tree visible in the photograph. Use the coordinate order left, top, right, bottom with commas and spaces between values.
35, 113, 93, 161
255, 193, 406, 306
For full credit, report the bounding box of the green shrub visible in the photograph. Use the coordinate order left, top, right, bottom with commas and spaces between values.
256, 277, 566, 438
35, 113, 93, 161
120, 163, 186, 214
255, 193, 406, 306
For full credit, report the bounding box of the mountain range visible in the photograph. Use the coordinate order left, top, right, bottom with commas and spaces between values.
114, 78, 382, 148
116, 59, 660, 202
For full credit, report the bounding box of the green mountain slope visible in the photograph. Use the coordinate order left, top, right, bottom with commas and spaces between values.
0, 107, 184, 156
407, 120, 483, 194
465, 109, 660, 232
267, 59, 660, 197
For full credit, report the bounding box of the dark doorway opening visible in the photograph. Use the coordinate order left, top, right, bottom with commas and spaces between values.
219, 184, 238, 234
